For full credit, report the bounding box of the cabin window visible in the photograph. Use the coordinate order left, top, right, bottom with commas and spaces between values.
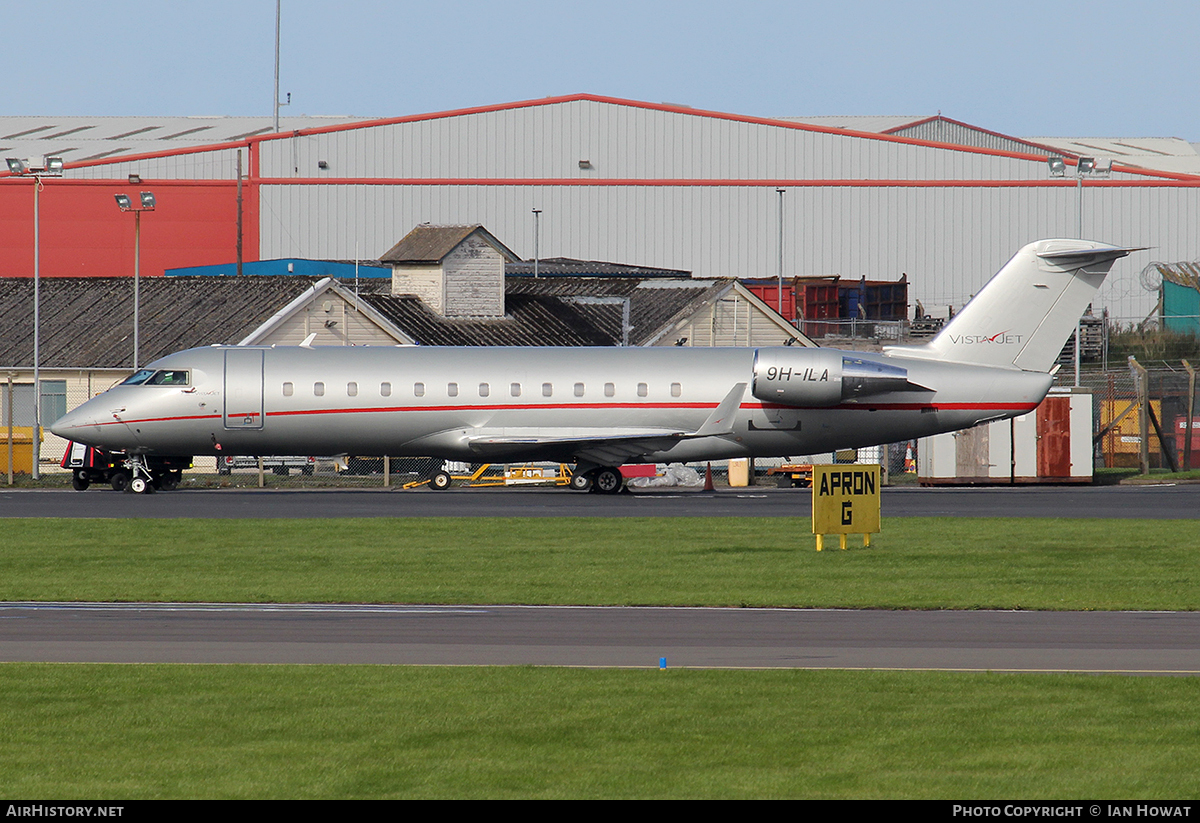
671, 382, 682, 398
447, 382, 458, 397
604, 382, 615, 398
282, 382, 294, 397
574, 382, 585, 397
314, 382, 325, 397
479, 382, 490, 397
637, 382, 648, 397
542, 383, 553, 397
381, 382, 392, 397
413, 382, 424, 397
511, 383, 521, 397
347, 382, 358, 397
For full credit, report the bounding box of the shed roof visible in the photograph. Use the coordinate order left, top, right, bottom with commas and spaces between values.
506, 258, 691, 278
2, 271, 808, 370
0, 115, 369, 165
0, 276, 326, 369
379, 224, 520, 265
364, 276, 731, 347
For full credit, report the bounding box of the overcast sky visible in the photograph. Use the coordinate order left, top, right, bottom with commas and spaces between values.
4, 0, 1197, 140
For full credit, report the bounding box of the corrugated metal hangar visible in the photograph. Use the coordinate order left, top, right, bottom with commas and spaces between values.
3, 93, 1199, 324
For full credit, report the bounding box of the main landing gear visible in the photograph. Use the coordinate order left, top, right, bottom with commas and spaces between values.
570, 465, 625, 495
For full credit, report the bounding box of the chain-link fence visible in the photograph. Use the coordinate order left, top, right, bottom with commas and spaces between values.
1064, 364, 1199, 471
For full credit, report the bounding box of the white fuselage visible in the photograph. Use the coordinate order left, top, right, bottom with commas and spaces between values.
52, 344, 1052, 465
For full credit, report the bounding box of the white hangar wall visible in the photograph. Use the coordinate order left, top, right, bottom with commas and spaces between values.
260, 181, 1197, 322
252, 95, 1200, 323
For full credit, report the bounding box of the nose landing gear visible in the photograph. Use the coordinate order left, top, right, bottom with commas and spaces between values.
123, 455, 156, 494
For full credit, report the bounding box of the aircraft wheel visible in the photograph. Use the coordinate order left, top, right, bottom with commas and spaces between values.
430, 470, 452, 490
71, 472, 90, 491
158, 475, 179, 492
592, 467, 624, 495
130, 477, 148, 494
110, 471, 131, 492
569, 472, 592, 492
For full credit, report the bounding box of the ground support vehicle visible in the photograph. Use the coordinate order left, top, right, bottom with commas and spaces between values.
61, 441, 191, 492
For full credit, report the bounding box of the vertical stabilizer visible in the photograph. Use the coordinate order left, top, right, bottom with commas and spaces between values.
887, 239, 1136, 372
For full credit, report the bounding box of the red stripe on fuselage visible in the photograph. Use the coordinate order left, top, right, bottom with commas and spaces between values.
89, 400, 1038, 428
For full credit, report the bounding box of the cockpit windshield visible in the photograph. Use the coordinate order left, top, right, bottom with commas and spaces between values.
121, 369, 156, 386
121, 369, 190, 387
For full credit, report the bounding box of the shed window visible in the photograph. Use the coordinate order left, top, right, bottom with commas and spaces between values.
282, 382, 294, 397
314, 382, 325, 397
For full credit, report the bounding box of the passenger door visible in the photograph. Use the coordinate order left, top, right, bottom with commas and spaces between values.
223, 348, 264, 430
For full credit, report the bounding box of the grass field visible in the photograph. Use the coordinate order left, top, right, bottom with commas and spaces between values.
3, 515, 1199, 799
0, 516, 1197, 610
4, 664, 1199, 799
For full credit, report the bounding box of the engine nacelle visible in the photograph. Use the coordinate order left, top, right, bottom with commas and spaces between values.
752, 348, 919, 407
752, 348, 844, 406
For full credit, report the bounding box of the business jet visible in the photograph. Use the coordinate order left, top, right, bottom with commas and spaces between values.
51, 239, 1136, 493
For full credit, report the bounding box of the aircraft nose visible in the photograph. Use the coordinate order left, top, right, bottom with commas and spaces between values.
50, 406, 97, 440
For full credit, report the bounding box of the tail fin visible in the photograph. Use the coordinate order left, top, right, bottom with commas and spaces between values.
887, 239, 1138, 371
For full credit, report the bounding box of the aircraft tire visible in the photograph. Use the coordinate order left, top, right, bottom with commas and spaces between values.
71, 473, 90, 491
430, 470, 452, 490
110, 472, 131, 492
569, 472, 592, 492
158, 475, 179, 492
592, 467, 624, 495
130, 477, 149, 494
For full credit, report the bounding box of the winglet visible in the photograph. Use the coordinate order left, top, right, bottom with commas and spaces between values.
691, 383, 746, 438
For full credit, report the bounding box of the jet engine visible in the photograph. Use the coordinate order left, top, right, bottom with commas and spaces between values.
751, 348, 924, 407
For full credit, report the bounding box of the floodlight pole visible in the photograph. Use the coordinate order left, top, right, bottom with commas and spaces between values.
274, 0, 281, 132
134, 208, 141, 368
776, 188, 786, 317
6, 157, 63, 480
1049, 156, 1095, 388
33, 176, 40, 478
532, 208, 542, 279
115, 191, 156, 370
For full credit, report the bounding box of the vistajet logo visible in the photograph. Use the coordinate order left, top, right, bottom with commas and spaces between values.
948, 330, 1024, 345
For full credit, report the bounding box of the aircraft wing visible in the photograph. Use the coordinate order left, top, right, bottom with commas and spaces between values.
464, 383, 747, 464
467, 428, 688, 464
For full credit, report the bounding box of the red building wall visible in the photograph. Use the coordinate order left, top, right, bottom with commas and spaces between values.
0, 177, 258, 278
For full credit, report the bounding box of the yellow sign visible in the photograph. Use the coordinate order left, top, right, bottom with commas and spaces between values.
811, 464, 881, 550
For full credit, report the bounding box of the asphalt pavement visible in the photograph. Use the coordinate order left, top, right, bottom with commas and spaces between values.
1, 483, 1197, 519
3, 602, 1197, 673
